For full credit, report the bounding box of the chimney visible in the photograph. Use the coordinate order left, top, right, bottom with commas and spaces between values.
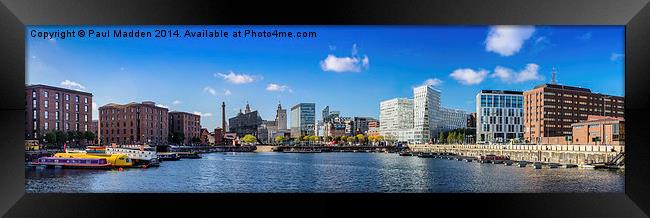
221, 102, 226, 130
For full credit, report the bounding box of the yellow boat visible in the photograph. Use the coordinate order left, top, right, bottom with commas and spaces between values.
54, 152, 133, 168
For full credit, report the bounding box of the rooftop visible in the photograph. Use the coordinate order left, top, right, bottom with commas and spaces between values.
26, 84, 93, 96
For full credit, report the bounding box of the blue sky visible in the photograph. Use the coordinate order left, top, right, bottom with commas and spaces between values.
27, 26, 624, 130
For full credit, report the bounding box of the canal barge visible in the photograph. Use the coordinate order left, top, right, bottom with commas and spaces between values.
33, 152, 133, 169
176, 151, 202, 159
282, 148, 323, 153
158, 152, 181, 161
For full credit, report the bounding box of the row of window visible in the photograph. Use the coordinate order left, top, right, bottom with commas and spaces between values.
33, 121, 88, 132
33, 90, 88, 104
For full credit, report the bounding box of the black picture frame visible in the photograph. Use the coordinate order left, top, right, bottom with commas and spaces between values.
1, 0, 649, 217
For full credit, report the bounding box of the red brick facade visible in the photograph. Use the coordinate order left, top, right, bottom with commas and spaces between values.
523, 84, 624, 144
99, 101, 168, 145
25, 85, 93, 140
169, 111, 201, 145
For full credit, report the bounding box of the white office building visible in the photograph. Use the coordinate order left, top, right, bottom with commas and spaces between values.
476, 90, 524, 143
413, 85, 441, 144
440, 107, 469, 132
379, 98, 414, 142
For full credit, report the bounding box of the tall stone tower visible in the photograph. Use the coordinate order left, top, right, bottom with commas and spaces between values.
276, 102, 287, 130
221, 101, 226, 130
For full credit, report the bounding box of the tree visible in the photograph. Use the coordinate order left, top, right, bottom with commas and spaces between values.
334, 136, 341, 142
439, 132, 445, 144
242, 134, 257, 144
346, 136, 356, 144
275, 135, 285, 144
309, 135, 319, 142
55, 131, 68, 146
44, 132, 57, 146
302, 135, 310, 141
83, 131, 96, 145
356, 134, 366, 144
191, 136, 201, 144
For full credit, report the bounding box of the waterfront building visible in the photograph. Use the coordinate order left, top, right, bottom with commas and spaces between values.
213, 127, 224, 144
324, 117, 347, 138
229, 103, 263, 138
353, 117, 377, 135
258, 120, 277, 144
440, 107, 468, 132
380, 85, 467, 144
413, 85, 441, 144
316, 121, 325, 137
571, 115, 624, 145
476, 90, 524, 143
99, 101, 168, 145
199, 128, 210, 145
276, 103, 287, 130
467, 113, 476, 128
379, 98, 414, 142
291, 103, 316, 137
90, 120, 99, 143
367, 120, 380, 137
523, 84, 624, 144
25, 84, 93, 140
322, 106, 330, 122
169, 111, 201, 145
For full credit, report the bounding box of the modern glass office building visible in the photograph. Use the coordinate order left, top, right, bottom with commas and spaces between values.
290, 103, 316, 137
476, 90, 524, 143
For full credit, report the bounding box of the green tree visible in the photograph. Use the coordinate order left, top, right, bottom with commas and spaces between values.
55, 131, 68, 146
356, 134, 366, 144
242, 134, 257, 144
340, 135, 348, 142
83, 131, 96, 145
275, 135, 285, 144
191, 136, 201, 144
309, 135, 319, 142
439, 132, 445, 144
44, 132, 57, 146
334, 136, 341, 142
302, 135, 310, 141
346, 136, 356, 144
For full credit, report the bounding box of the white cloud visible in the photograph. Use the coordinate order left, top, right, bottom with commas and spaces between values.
492, 63, 543, 83
155, 104, 169, 109
203, 86, 217, 96
577, 32, 592, 40
193, 111, 213, 117
492, 66, 513, 81
215, 71, 255, 84
329, 45, 336, 51
223, 89, 232, 95
320, 44, 370, 73
610, 52, 624, 61
485, 25, 535, 56
422, 78, 443, 86
172, 100, 182, 105
449, 68, 489, 85
266, 83, 293, 93
60, 80, 86, 90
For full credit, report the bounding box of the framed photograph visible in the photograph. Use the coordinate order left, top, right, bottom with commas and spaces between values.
1, 0, 649, 217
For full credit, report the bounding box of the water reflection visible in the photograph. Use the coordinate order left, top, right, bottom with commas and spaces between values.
26, 153, 624, 193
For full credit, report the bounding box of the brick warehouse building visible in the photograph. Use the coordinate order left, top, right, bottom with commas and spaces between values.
99, 101, 168, 145
523, 84, 624, 144
25, 84, 93, 140
168, 111, 201, 145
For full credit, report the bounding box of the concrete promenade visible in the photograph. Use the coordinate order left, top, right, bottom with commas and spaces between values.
409, 144, 625, 165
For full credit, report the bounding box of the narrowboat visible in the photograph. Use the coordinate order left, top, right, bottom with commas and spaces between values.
158, 152, 181, 161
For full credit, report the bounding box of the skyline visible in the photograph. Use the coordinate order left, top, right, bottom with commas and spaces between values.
27, 25, 624, 129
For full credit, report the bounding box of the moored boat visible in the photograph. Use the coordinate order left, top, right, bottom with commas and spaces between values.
158, 152, 181, 161
417, 152, 434, 158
